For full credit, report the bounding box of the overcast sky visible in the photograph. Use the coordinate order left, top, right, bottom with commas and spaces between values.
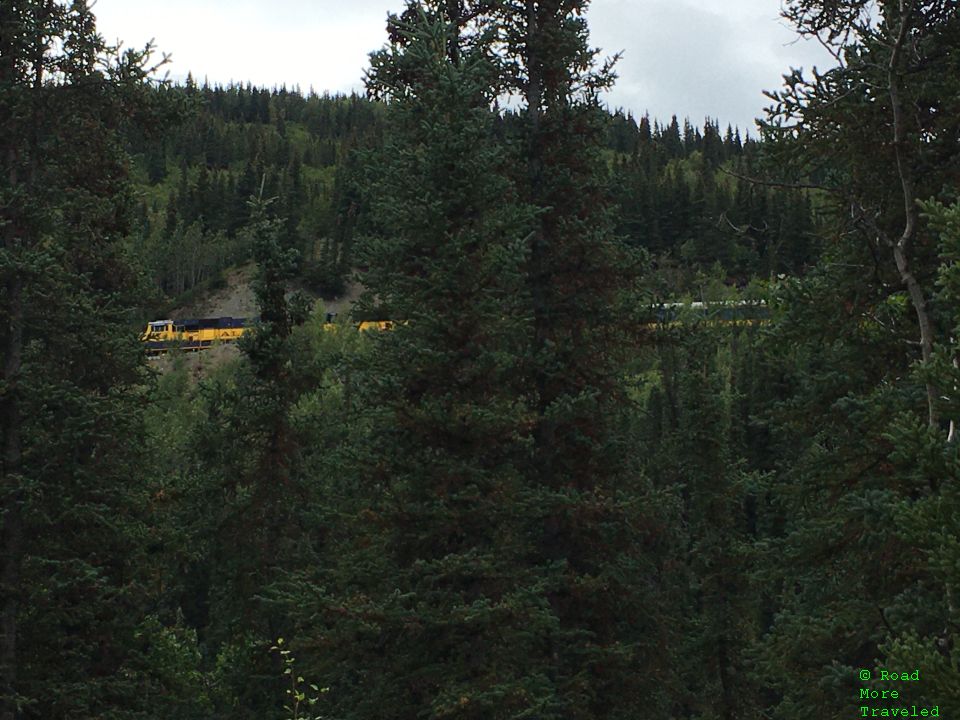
92, 0, 835, 134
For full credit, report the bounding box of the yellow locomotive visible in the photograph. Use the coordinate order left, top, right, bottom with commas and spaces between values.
141, 314, 396, 356
327, 312, 396, 333
141, 317, 249, 356
357, 320, 396, 332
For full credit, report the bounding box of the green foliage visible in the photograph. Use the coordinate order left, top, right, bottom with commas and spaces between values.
291, 7, 556, 719
271, 638, 331, 720
610, 117, 819, 290
6, 1, 959, 718
634, 321, 773, 718
737, 1, 960, 714
133, 615, 214, 719
125, 84, 383, 306
0, 1, 200, 716
928, 199, 960, 338
274, 4, 687, 720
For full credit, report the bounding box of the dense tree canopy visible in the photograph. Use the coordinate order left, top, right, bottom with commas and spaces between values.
2, 1, 959, 719
0, 2, 173, 717
755, 1, 960, 717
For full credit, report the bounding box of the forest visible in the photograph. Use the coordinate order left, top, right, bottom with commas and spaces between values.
1, 1, 959, 719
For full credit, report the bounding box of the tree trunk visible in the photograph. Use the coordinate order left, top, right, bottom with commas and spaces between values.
887, 1, 938, 430
524, 1, 554, 466
0, 271, 23, 720
1, 117, 25, 720
445, 0, 461, 66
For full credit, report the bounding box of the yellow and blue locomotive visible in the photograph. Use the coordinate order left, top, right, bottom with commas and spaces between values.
140, 314, 397, 356
140, 317, 249, 356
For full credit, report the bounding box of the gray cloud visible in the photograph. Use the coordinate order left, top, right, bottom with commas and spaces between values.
93, 0, 834, 132
590, 0, 833, 132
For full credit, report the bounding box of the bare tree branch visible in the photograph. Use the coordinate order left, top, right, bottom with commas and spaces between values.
717, 166, 836, 193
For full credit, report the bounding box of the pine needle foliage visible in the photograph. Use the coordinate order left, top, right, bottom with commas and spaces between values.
0, 1, 173, 717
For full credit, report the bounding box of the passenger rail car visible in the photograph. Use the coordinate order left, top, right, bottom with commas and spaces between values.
645, 300, 769, 327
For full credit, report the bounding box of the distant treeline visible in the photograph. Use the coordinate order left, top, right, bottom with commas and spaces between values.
126, 80, 818, 307
126, 79, 383, 301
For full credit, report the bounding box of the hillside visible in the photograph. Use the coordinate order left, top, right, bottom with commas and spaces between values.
152, 263, 365, 373
126, 83, 819, 320
169, 263, 364, 320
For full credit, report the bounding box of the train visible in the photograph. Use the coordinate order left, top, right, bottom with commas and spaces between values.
140, 314, 394, 356
140, 317, 250, 355
141, 302, 767, 356
647, 300, 769, 325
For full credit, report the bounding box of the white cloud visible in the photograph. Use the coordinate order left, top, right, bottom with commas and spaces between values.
92, 0, 835, 128
94, 0, 401, 92
590, 0, 833, 131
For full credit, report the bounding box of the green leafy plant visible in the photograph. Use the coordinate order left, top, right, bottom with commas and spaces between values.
271, 638, 330, 720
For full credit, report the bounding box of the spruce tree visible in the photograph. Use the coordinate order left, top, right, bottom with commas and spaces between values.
310, 3, 680, 716
182, 190, 313, 718
0, 1, 171, 716
752, 4, 960, 714
293, 5, 570, 718
496, 2, 676, 715
640, 326, 766, 718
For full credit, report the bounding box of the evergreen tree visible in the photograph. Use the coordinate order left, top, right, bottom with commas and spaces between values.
0, 2, 172, 716
639, 326, 766, 718
289, 5, 582, 718
753, 3, 960, 715
762, 0, 960, 428
497, 1, 677, 714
